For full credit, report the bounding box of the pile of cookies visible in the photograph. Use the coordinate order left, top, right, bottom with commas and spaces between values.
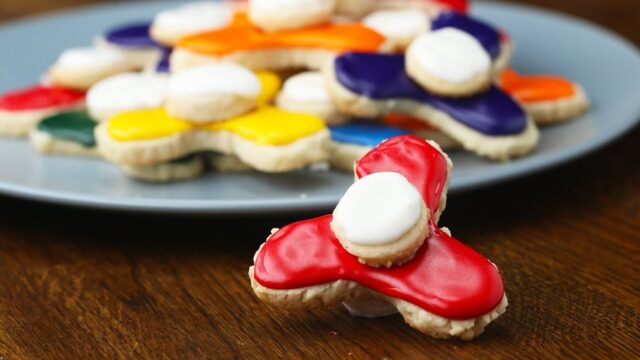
0, 0, 590, 181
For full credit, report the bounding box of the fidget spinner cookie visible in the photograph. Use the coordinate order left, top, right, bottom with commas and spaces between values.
171, 11, 386, 72
325, 52, 538, 160
336, 0, 469, 18
249, 135, 507, 339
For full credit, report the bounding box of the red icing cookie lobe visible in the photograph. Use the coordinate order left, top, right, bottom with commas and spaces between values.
0, 85, 85, 111
254, 135, 505, 320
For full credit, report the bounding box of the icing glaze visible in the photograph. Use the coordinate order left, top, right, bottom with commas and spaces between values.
407, 28, 491, 84
334, 53, 527, 135
383, 113, 434, 131
333, 172, 423, 245
250, 0, 335, 11
105, 21, 157, 48
168, 63, 261, 98
108, 106, 325, 145
177, 18, 385, 55
0, 85, 84, 111
87, 73, 168, 117
37, 111, 96, 147
431, 11, 501, 59
256, 71, 282, 106
55, 47, 127, 70
500, 69, 577, 102
281, 72, 330, 102
253, 135, 504, 320
363, 9, 429, 42
330, 122, 411, 147
432, 0, 468, 13
153, 2, 234, 39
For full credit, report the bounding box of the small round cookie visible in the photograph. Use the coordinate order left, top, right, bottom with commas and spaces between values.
166, 63, 261, 123
331, 172, 429, 267
87, 73, 168, 122
248, 0, 337, 32
276, 71, 347, 125
49, 47, 134, 91
363, 9, 430, 51
406, 28, 492, 97
150, 1, 235, 46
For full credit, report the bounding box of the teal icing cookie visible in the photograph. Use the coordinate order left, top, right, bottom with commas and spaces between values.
37, 111, 96, 147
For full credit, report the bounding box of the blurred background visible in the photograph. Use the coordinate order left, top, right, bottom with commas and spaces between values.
0, 0, 638, 44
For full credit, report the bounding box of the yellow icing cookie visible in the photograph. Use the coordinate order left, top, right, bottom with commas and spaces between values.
256, 71, 282, 106
108, 106, 325, 145
206, 107, 326, 145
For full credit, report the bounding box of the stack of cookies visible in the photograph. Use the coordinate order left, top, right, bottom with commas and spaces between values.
0, 0, 590, 181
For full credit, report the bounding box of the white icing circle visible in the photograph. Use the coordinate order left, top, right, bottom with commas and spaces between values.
87, 73, 168, 117
333, 172, 423, 245
408, 27, 491, 84
281, 72, 330, 102
55, 47, 127, 71
154, 1, 233, 38
168, 63, 261, 98
250, 0, 335, 11
363, 9, 430, 41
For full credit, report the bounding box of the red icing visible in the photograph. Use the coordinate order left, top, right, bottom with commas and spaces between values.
253, 135, 504, 320
433, 0, 469, 13
0, 85, 85, 111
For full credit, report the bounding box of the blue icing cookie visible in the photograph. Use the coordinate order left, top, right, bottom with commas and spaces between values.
330, 122, 412, 148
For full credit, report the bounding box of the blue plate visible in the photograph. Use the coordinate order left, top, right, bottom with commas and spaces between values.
0, 1, 638, 214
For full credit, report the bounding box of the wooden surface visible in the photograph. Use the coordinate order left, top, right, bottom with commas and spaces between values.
0, 1, 639, 358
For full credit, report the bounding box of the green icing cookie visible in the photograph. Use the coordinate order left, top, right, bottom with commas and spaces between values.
37, 111, 96, 147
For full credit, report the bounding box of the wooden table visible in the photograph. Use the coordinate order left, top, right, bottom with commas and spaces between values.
0, 1, 638, 358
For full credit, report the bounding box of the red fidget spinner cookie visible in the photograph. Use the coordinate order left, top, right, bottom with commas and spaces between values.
249, 135, 507, 340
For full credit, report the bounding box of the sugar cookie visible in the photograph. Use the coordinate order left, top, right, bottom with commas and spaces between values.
249, 0, 337, 32
250, 135, 507, 340
87, 73, 168, 122
150, 1, 235, 46
276, 71, 347, 125
363, 9, 430, 51
95, 21, 164, 70
49, 47, 135, 90
166, 63, 261, 123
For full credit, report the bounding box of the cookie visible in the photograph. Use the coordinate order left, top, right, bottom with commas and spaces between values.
331, 171, 430, 267
406, 28, 493, 97
500, 69, 591, 124
363, 9, 430, 51
249, 135, 507, 340
325, 52, 539, 160
0, 84, 85, 137
382, 113, 459, 149
87, 72, 168, 122
94, 21, 164, 70
166, 63, 261, 123
29, 110, 207, 181
150, 1, 236, 46
336, 0, 469, 18
275, 71, 347, 125
171, 13, 386, 72
49, 47, 136, 90
96, 106, 330, 172
248, 0, 336, 32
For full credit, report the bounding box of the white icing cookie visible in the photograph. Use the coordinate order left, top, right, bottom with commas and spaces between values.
166, 63, 261, 123
331, 171, 429, 267
49, 47, 134, 90
150, 1, 235, 46
87, 73, 168, 122
276, 71, 346, 125
406, 28, 492, 97
363, 9, 430, 51
249, 0, 337, 32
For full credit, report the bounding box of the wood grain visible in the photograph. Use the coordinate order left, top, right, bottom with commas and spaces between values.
0, 1, 638, 358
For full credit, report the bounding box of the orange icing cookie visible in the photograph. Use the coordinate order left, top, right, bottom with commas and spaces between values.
178, 13, 385, 56
383, 113, 435, 131
500, 69, 577, 103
